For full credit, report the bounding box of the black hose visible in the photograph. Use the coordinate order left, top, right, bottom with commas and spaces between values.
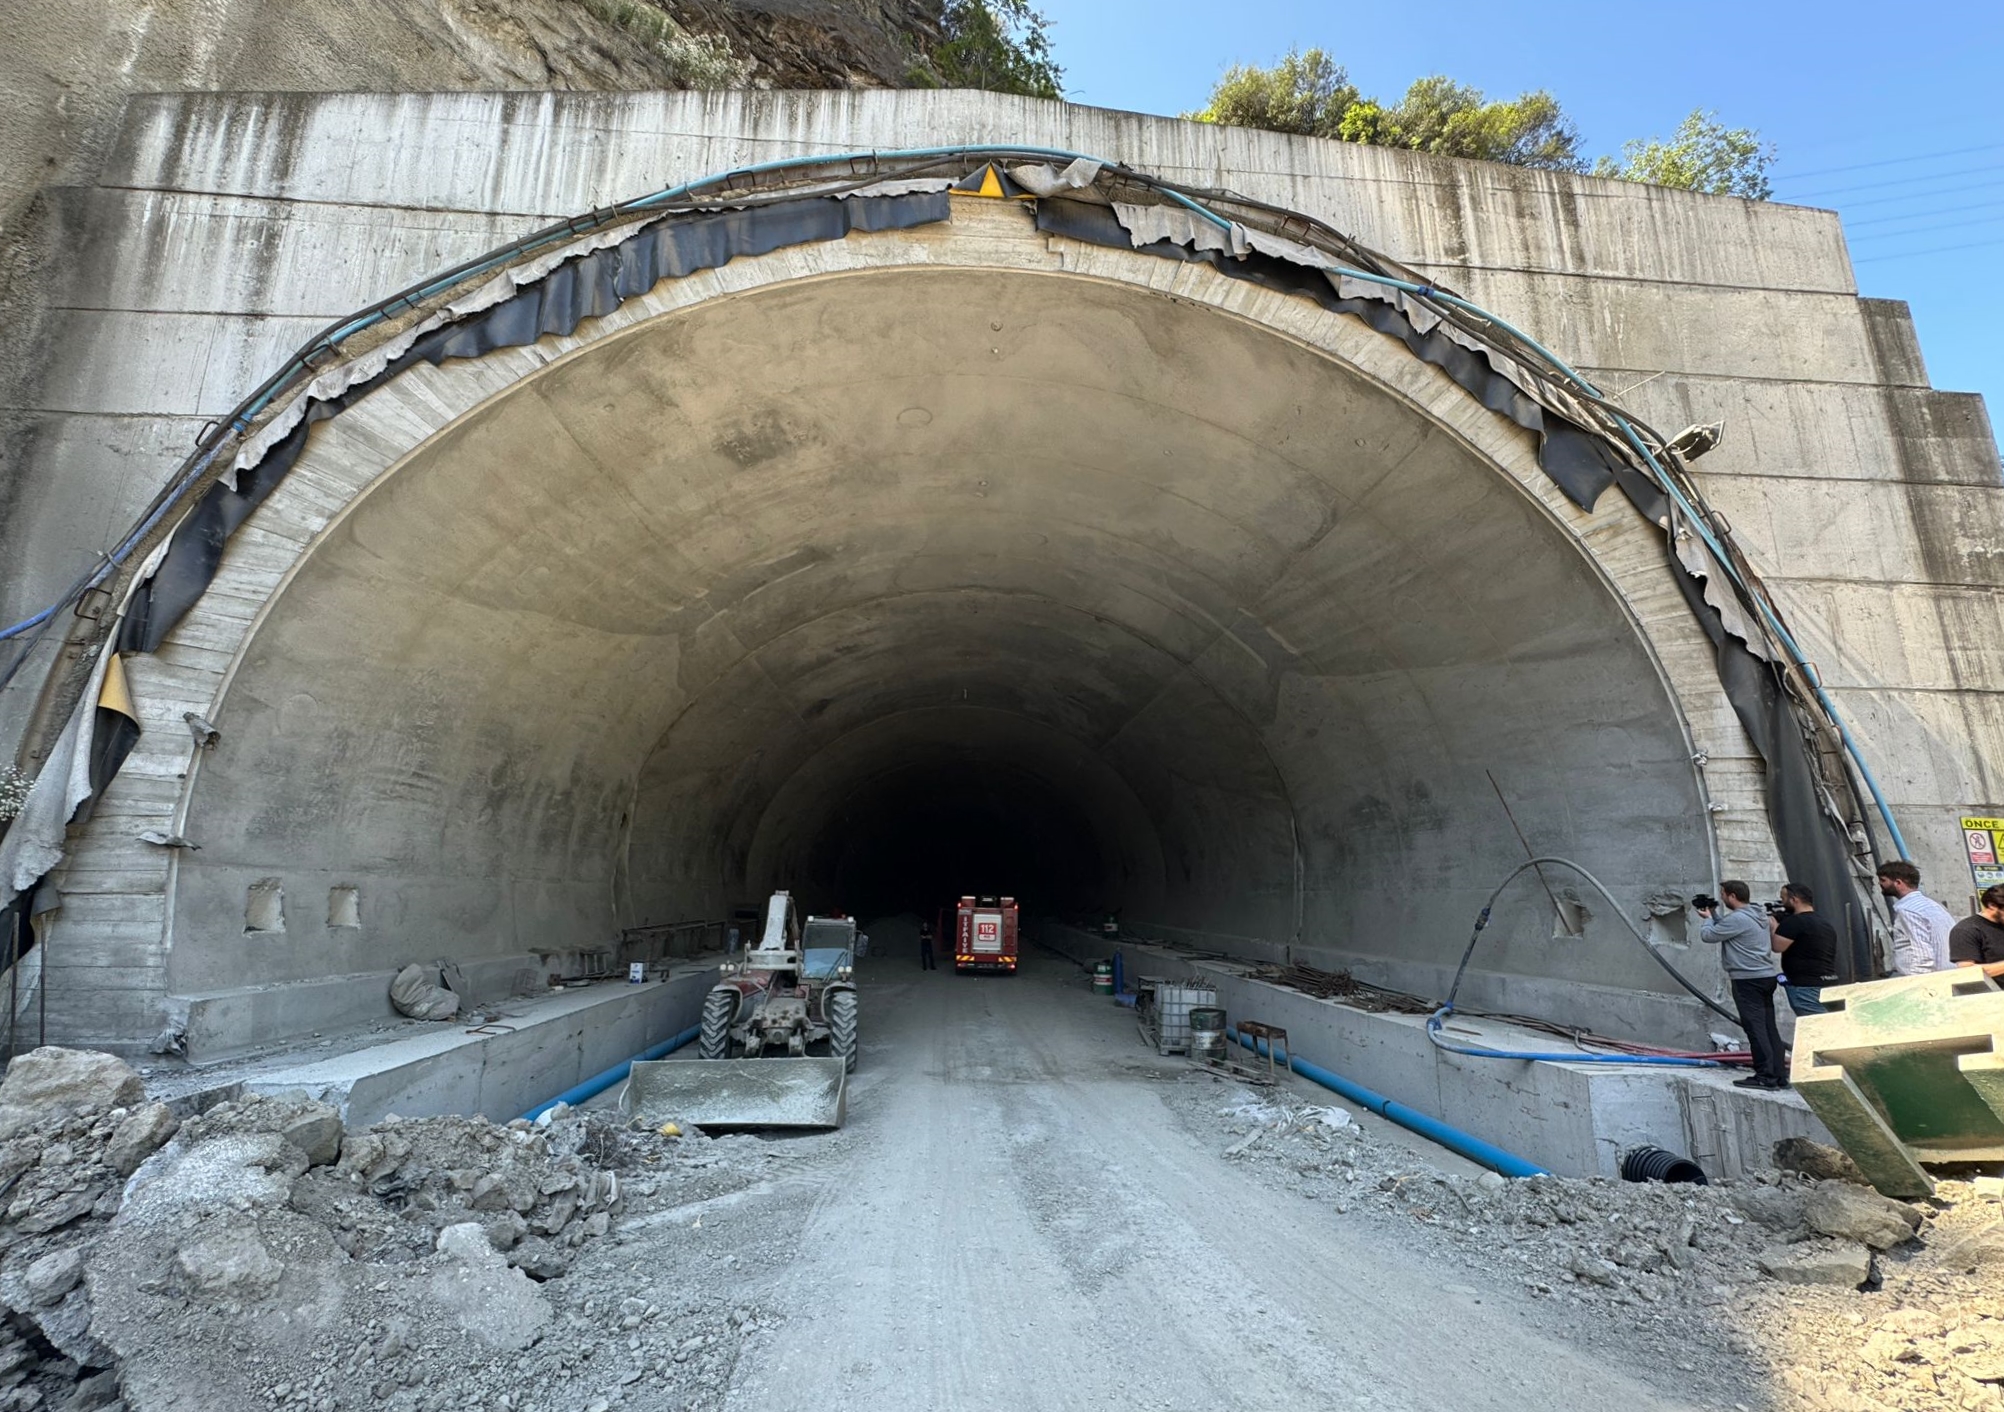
1447, 857, 1740, 1026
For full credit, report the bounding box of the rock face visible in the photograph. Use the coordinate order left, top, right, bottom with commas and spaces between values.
0, 1048, 144, 1137
1805, 1182, 1924, 1250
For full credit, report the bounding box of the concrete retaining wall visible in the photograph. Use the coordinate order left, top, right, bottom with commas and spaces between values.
243, 960, 719, 1126
1039, 925, 1830, 1179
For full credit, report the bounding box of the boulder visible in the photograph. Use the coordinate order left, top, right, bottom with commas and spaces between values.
1947, 1324, 2004, 1383
429, 1222, 551, 1350
175, 1226, 283, 1294
1759, 1240, 1872, 1286
1805, 1182, 1923, 1250
279, 1105, 344, 1167
506, 1238, 572, 1281
105, 1101, 179, 1176
1730, 1186, 1809, 1233
14, 1191, 98, 1235
1568, 1253, 1617, 1287
23, 1248, 82, 1306
469, 1166, 537, 1215
1773, 1136, 1867, 1185
1936, 1223, 2004, 1272
0, 1049, 144, 1136
482, 1211, 528, 1252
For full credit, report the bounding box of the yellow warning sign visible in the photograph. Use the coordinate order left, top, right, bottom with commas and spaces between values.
1963, 817, 2004, 890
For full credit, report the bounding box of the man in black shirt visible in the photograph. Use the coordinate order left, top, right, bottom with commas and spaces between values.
1951, 885, 2004, 979
1768, 882, 1840, 1016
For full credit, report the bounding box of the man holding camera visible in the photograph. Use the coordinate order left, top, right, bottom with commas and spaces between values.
1697, 881, 1788, 1089
1767, 882, 1840, 1016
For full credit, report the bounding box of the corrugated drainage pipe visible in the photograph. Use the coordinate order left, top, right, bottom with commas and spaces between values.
1229, 1027, 1547, 1179
519, 1023, 702, 1123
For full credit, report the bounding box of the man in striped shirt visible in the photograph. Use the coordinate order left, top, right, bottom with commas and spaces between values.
1877, 860, 1956, 976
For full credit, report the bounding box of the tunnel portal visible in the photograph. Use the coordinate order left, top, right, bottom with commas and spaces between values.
157, 251, 1710, 1031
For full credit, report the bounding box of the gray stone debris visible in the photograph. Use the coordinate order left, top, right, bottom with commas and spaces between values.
1804, 1181, 1923, 1250
1771, 1135, 1867, 1185
1937, 1222, 2004, 1272
174, 1226, 285, 1294
484, 1210, 530, 1251
0, 1049, 145, 1139
428, 1223, 553, 1351
278, 1104, 343, 1167
1568, 1253, 1617, 1287
22, 1248, 82, 1306
104, 1102, 179, 1177
1756, 1239, 1872, 1286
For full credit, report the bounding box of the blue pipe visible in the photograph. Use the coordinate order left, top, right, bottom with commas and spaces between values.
519, 1023, 701, 1122
1229, 1027, 1547, 1179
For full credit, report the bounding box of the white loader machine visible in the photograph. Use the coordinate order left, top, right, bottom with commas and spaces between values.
621, 891, 858, 1131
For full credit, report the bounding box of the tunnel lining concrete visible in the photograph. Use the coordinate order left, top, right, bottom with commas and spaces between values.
15, 193, 1768, 1056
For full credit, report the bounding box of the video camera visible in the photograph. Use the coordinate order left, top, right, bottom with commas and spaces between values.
1689, 894, 1719, 913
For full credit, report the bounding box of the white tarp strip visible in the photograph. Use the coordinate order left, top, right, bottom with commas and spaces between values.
1112, 202, 1249, 257
227, 216, 668, 487
1673, 512, 1773, 660
1007, 159, 1104, 199
837, 178, 955, 199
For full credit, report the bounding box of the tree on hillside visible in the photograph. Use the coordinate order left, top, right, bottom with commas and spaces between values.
921, 0, 1063, 100
1189, 52, 1771, 197
1594, 110, 1776, 200
1188, 53, 1584, 172
1186, 48, 1358, 139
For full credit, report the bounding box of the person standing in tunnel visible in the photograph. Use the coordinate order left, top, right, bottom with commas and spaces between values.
1767, 882, 1840, 1016
1879, 860, 1955, 976
1951, 885, 2004, 979
918, 920, 937, 971
1697, 881, 1788, 1089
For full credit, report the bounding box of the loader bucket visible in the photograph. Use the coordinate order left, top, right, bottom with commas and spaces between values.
619, 1056, 848, 1132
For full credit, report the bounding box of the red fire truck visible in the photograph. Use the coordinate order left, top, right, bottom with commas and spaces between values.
950, 895, 1019, 973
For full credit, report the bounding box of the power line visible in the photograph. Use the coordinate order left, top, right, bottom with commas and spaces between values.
1816, 174, 2004, 213
1849, 213, 2003, 243
1847, 196, 2004, 229
1776, 141, 2004, 183
1782, 162, 2004, 202
1853, 235, 2004, 263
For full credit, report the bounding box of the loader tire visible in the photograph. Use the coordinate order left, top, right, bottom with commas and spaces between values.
829, 989, 858, 1073
699, 988, 736, 1060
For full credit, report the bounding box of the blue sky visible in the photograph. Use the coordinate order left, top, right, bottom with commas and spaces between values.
1033, 0, 2004, 453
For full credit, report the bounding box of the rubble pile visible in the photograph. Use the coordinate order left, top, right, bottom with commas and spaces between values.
1173, 1077, 2004, 1412
0, 1048, 783, 1412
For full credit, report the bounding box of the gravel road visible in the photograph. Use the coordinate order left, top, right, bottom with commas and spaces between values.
707, 930, 1720, 1412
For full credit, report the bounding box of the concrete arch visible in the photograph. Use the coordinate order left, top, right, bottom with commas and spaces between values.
51, 198, 1752, 1054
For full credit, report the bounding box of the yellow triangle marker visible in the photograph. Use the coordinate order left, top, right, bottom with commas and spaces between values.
976, 165, 1005, 199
